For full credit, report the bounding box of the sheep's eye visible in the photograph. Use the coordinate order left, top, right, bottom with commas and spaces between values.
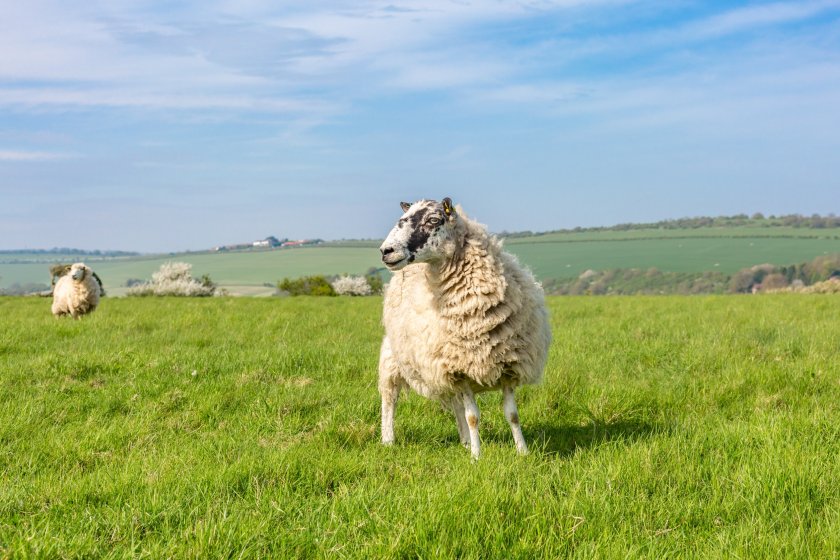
427, 217, 441, 226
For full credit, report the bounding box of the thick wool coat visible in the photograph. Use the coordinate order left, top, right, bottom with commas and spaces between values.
51, 264, 101, 318
380, 209, 551, 400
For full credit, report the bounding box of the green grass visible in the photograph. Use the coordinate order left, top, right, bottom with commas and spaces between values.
0, 295, 837, 558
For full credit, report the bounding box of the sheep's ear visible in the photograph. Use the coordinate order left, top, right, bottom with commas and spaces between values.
442, 197, 456, 219
400, 201, 412, 213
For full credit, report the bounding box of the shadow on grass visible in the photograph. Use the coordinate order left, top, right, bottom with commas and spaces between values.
359, 398, 669, 457
421, 414, 666, 458
525, 417, 665, 458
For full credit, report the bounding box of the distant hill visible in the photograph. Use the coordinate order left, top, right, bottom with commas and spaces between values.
499, 213, 840, 238
2, 214, 839, 296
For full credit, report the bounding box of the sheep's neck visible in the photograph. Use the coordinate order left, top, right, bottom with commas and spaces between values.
426, 232, 507, 315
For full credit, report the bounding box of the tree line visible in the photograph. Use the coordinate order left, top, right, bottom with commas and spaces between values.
501, 213, 840, 238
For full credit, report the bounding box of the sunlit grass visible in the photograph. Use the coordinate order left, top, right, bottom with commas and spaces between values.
0, 295, 837, 558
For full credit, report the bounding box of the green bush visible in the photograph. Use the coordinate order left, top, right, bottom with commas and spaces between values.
365, 274, 384, 295
278, 275, 336, 296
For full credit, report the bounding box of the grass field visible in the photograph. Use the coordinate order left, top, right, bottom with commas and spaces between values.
0, 295, 837, 558
508, 235, 840, 280
3, 226, 839, 295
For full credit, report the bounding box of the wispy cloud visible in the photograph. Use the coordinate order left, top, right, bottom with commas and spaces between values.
0, 150, 76, 162
2, 1, 840, 252
686, 0, 840, 39
1, 0, 838, 139
0, 0, 638, 115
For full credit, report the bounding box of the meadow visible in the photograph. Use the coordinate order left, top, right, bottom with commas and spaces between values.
0, 295, 837, 558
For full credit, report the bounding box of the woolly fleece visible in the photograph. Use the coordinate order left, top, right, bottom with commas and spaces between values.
51, 263, 101, 318
379, 206, 551, 400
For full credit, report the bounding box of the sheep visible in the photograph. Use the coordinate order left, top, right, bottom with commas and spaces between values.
50, 263, 105, 296
51, 263, 101, 318
378, 198, 551, 458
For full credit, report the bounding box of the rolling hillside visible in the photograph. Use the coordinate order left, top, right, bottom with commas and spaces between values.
2, 223, 839, 296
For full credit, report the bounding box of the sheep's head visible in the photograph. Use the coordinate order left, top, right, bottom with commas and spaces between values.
69, 263, 90, 282
380, 198, 459, 271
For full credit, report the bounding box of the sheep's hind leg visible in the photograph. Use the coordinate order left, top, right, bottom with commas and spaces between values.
503, 384, 528, 455
459, 384, 481, 459
450, 397, 470, 447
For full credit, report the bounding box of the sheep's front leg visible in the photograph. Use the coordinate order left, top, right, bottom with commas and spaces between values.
378, 337, 400, 446
503, 384, 528, 455
459, 385, 481, 459
380, 380, 400, 446
450, 397, 470, 447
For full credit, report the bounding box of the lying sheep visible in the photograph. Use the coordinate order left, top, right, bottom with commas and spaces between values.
51, 263, 101, 318
378, 198, 551, 458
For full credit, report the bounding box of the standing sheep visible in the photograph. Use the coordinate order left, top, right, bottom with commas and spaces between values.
51, 263, 101, 318
378, 198, 551, 458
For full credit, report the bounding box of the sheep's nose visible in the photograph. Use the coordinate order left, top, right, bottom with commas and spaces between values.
381, 246, 394, 257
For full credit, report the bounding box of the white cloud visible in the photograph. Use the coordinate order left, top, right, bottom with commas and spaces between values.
685, 0, 840, 40
0, 0, 638, 115
0, 87, 336, 114
1, 0, 838, 134
0, 150, 76, 162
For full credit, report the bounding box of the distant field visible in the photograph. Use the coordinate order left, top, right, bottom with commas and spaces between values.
503, 225, 840, 243
0, 295, 837, 557
0, 248, 383, 295
508, 235, 840, 280
2, 226, 839, 294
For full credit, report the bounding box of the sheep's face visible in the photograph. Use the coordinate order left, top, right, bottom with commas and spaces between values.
380, 198, 458, 271
69, 263, 89, 282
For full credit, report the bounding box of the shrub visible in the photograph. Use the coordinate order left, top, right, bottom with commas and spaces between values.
331, 275, 372, 296
758, 273, 789, 292
545, 268, 730, 295
362, 267, 386, 295
278, 276, 335, 296
729, 264, 776, 293
127, 262, 216, 297
365, 274, 384, 295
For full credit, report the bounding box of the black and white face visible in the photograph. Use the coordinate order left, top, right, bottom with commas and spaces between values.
70, 263, 88, 281
379, 198, 457, 271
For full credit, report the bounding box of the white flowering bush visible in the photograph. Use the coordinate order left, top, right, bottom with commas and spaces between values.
127, 262, 216, 297
331, 275, 373, 296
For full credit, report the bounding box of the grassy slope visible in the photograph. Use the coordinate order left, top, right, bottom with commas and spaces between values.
3, 226, 839, 293
508, 235, 840, 279
0, 296, 837, 558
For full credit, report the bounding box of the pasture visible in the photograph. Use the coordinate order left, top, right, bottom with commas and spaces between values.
2, 225, 839, 295
0, 295, 837, 558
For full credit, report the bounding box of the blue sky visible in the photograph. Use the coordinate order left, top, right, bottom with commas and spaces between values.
2, 0, 839, 252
